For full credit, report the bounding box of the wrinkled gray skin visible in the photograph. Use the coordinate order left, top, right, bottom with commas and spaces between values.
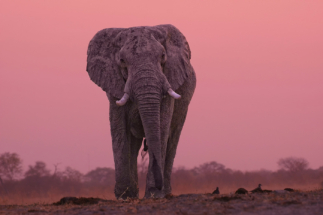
86, 24, 196, 199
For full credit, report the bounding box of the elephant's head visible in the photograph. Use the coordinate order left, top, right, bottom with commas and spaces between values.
86, 24, 193, 190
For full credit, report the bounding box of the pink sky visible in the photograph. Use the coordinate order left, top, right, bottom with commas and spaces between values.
1, 1, 322, 174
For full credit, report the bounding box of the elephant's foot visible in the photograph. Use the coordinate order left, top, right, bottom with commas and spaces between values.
163, 183, 172, 197
115, 186, 138, 200
144, 187, 166, 199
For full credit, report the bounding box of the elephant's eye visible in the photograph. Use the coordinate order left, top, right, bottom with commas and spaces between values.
120, 58, 125, 63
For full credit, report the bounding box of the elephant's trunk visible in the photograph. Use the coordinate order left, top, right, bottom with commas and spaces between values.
138, 94, 163, 189
133, 71, 164, 190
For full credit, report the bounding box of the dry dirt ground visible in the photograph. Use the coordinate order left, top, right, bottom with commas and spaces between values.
0, 190, 322, 214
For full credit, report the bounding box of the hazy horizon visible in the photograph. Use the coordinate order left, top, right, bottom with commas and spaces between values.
1, 1, 322, 173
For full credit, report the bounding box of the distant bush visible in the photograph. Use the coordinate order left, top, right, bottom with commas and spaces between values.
0, 153, 322, 204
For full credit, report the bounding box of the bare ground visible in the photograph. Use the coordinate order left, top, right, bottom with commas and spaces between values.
0, 190, 322, 215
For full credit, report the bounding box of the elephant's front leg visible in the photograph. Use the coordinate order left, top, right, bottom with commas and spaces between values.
109, 101, 142, 199
164, 72, 196, 195
163, 105, 189, 195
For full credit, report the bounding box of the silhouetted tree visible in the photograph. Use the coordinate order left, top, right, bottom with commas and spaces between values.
52, 163, 61, 177
18, 161, 53, 197
24, 161, 50, 177
0, 152, 23, 180
193, 161, 226, 175
62, 167, 83, 182
191, 161, 227, 188
84, 167, 115, 186
277, 157, 309, 172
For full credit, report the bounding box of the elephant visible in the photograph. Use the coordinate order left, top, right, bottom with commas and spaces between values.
86, 24, 196, 199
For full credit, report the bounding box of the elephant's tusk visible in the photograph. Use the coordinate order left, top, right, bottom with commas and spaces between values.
168, 89, 181, 99
116, 93, 130, 106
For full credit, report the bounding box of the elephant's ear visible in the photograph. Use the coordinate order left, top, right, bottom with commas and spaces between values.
86, 28, 125, 99
150, 24, 193, 91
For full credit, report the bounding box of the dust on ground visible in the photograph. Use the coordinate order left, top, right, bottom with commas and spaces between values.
1, 189, 323, 214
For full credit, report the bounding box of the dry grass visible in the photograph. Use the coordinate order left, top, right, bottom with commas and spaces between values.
1, 189, 322, 214
0, 183, 320, 205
